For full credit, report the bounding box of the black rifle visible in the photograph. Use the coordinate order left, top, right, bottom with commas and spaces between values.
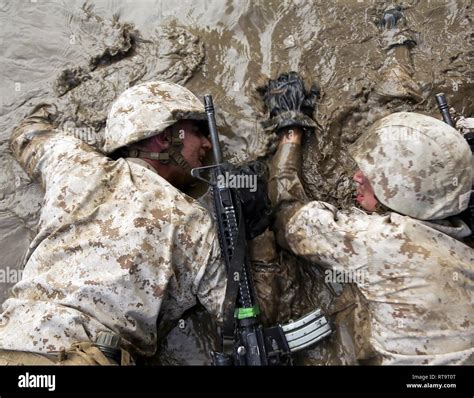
192, 95, 332, 366
435, 93, 455, 127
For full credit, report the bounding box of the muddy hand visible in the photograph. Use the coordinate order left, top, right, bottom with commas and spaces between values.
258, 71, 319, 134
378, 6, 404, 30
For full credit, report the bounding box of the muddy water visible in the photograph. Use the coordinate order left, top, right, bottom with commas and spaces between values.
0, 0, 472, 364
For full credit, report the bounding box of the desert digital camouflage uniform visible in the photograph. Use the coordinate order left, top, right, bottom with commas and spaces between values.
270, 112, 473, 365
0, 82, 226, 363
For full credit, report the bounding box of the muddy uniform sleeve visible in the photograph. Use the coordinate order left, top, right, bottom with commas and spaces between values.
10, 104, 94, 188
270, 142, 369, 271
269, 143, 310, 248
10, 105, 58, 180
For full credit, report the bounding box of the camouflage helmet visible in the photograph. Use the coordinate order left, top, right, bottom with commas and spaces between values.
349, 112, 472, 220
103, 81, 206, 154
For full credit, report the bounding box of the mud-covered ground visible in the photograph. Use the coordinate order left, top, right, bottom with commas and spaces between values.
0, 0, 472, 364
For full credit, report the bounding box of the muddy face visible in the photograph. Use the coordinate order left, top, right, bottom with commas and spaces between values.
353, 169, 378, 212
1, 0, 472, 365
178, 120, 212, 170
164, 120, 212, 188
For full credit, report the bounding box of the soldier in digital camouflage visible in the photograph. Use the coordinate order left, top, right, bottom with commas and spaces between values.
0, 81, 228, 365
259, 72, 473, 365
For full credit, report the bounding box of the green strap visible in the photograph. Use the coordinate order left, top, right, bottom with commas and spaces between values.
234, 305, 260, 320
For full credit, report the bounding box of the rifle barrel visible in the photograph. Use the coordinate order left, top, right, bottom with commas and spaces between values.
204, 95, 223, 164
435, 93, 455, 127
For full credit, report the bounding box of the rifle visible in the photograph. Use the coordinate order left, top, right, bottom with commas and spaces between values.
191, 95, 332, 366
435, 93, 455, 127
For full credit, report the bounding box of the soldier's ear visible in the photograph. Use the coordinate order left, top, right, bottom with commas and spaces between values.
160, 128, 172, 142
152, 131, 170, 150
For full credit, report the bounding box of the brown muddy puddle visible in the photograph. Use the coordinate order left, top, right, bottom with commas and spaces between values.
0, 0, 472, 364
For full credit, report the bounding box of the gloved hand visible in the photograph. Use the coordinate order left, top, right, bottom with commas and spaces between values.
378, 6, 404, 30
377, 6, 416, 50
258, 71, 319, 134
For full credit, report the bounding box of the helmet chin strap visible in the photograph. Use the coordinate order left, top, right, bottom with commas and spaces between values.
125, 148, 170, 162
125, 125, 193, 174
